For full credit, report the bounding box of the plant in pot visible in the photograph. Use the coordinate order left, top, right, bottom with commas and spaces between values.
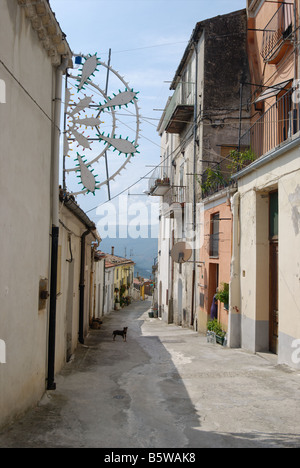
215, 282, 229, 310
207, 318, 226, 345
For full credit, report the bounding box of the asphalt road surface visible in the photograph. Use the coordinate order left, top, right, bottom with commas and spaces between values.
0, 300, 300, 448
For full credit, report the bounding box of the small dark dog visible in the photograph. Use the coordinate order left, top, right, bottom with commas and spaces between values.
112, 327, 128, 342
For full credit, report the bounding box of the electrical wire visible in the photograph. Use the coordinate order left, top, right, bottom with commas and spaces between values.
85, 128, 195, 213
0, 58, 59, 130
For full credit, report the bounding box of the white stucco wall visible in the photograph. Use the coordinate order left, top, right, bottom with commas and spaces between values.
104, 268, 115, 315
237, 137, 300, 368
56, 206, 91, 369
94, 258, 105, 319
0, 1, 55, 426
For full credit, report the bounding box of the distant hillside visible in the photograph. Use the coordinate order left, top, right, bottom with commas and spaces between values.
99, 237, 158, 279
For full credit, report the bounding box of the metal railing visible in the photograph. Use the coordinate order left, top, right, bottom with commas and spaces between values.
240, 87, 299, 159
163, 185, 186, 206
161, 81, 195, 132
200, 87, 300, 198
261, 2, 294, 62
148, 167, 170, 193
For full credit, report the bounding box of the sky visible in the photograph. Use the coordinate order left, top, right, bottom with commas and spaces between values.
50, 0, 245, 239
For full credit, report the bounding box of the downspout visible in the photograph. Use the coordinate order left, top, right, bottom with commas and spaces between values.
79, 230, 90, 344
191, 40, 199, 327
228, 192, 241, 348
47, 58, 69, 391
102, 259, 106, 316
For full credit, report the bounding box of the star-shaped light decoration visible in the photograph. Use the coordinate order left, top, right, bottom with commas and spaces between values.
63, 53, 141, 197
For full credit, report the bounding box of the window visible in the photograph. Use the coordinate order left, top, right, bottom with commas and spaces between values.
269, 191, 278, 240
277, 85, 293, 143
210, 213, 220, 257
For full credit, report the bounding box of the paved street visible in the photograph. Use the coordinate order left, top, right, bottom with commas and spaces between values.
0, 299, 300, 448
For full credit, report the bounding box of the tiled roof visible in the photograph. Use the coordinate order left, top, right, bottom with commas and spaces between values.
97, 251, 135, 269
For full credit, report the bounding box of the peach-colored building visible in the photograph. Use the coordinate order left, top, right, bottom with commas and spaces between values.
198, 189, 235, 334
244, 0, 296, 156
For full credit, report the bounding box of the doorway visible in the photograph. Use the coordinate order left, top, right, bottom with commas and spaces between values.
269, 191, 279, 354
178, 279, 183, 325
208, 263, 219, 319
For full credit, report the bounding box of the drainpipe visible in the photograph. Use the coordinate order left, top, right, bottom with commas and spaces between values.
228, 192, 241, 348
47, 58, 69, 391
191, 40, 199, 327
79, 230, 90, 344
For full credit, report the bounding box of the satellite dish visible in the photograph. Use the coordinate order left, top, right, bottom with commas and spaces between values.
171, 242, 192, 264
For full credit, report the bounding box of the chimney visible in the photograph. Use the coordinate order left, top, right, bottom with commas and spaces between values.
111, 246, 115, 256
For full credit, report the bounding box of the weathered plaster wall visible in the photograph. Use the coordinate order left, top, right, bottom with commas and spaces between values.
0, 1, 54, 426
238, 140, 300, 367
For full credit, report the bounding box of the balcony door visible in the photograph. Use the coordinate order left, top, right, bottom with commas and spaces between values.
210, 213, 220, 257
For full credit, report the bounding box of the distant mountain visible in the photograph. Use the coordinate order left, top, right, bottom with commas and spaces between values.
99, 236, 158, 279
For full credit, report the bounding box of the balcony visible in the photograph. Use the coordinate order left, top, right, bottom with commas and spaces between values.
161, 186, 186, 218
148, 168, 170, 196
240, 87, 300, 159
199, 87, 300, 198
261, 2, 294, 64
162, 82, 195, 134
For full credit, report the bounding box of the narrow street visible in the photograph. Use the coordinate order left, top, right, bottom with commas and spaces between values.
0, 299, 300, 449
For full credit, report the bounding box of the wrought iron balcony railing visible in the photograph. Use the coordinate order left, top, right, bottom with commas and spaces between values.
200, 87, 300, 198
240, 87, 299, 159
161, 81, 195, 134
261, 2, 294, 63
148, 167, 170, 196
161, 186, 186, 218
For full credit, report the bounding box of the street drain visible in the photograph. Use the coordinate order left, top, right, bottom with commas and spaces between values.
113, 395, 125, 400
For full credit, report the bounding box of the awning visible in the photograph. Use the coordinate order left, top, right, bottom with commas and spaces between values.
255, 80, 292, 103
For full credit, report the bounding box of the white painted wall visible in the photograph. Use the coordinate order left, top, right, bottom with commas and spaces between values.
104, 268, 115, 315
0, 1, 55, 426
237, 139, 300, 368
94, 257, 105, 318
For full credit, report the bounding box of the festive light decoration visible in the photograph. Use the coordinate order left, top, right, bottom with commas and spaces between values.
63, 53, 141, 197
97, 132, 139, 157
75, 153, 100, 195
76, 54, 100, 91
98, 89, 139, 111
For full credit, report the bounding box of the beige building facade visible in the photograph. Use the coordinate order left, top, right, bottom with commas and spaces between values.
228, 0, 300, 368
0, 0, 72, 427
154, 9, 250, 330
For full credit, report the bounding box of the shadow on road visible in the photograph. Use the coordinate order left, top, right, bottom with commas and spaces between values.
0, 300, 299, 448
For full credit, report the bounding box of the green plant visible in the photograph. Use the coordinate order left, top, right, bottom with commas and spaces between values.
215, 282, 229, 307
200, 167, 225, 195
227, 148, 255, 172
207, 319, 226, 338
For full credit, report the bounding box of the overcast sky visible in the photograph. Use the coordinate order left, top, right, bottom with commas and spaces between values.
50, 0, 245, 231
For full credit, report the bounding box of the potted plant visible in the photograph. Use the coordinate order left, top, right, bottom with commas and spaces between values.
215, 282, 229, 310
207, 318, 226, 345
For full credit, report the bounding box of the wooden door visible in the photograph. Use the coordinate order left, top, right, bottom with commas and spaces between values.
269, 241, 278, 354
